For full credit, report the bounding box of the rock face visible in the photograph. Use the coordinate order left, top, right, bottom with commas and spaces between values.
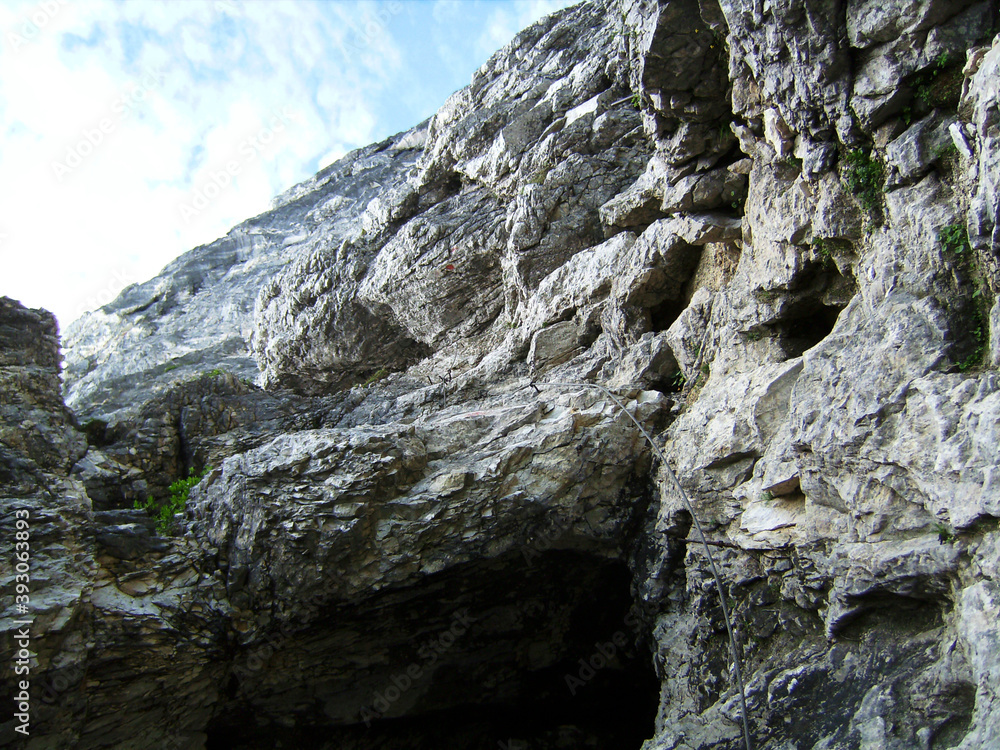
6, 0, 1000, 748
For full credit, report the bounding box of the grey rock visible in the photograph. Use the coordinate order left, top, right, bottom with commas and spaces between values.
528, 320, 583, 371
885, 112, 957, 186
64, 128, 428, 419
720, 0, 853, 141
850, 3, 993, 129
965, 36, 1000, 290
847, 0, 980, 48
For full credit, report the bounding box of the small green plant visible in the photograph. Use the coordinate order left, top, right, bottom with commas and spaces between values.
135, 495, 154, 511
670, 371, 687, 389
933, 521, 956, 545
136, 466, 211, 535
934, 140, 958, 160
202, 368, 226, 379
939, 223, 990, 371
957, 313, 987, 372
745, 329, 763, 342
164, 363, 179, 373
812, 236, 835, 266
909, 52, 962, 112
939, 223, 970, 255
760, 490, 775, 503
361, 367, 390, 387
631, 92, 643, 111
781, 156, 803, 172
841, 148, 885, 223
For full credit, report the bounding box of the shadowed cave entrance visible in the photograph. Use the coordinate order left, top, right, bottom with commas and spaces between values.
206, 550, 658, 750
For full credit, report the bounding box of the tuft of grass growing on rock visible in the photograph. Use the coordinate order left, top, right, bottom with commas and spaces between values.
910, 52, 963, 112
361, 367, 390, 387
957, 311, 987, 372
933, 521, 956, 545
841, 148, 885, 225
938, 223, 990, 371
812, 236, 833, 262
137, 466, 211, 535
780, 155, 803, 173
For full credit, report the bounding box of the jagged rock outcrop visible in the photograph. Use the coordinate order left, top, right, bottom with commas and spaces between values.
62, 135, 427, 417
6, 0, 1000, 748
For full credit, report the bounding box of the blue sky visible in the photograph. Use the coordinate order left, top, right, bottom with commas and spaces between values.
0, 0, 575, 327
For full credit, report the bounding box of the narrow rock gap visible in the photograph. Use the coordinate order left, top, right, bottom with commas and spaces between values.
644, 245, 706, 334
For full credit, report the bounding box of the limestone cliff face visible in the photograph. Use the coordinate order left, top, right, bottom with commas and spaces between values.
5, 1, 1000, 748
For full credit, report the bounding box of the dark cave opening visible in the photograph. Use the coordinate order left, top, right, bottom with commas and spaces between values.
642, 243, 704, 335
777, 302, 843, 356
208, 662, 657, 750
205, 551, 659, 750
648, 296, 688, 333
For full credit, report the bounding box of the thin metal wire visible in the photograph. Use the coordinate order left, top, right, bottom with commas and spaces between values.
533, 379, 753, 750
